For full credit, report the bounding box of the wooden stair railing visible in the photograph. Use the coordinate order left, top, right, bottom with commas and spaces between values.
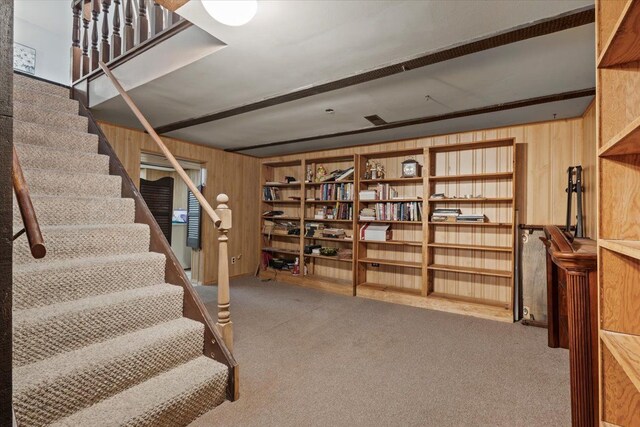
12, 146, 46, 259
71, 0, 189, 84
71, 61, 238, 398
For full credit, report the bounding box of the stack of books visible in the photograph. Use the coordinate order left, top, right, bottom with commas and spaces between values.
263, 186, 280, 201
457, 214, 487, 223
359, 190, 377, 200
430, 208, 461, 222
359, 208, 376, 221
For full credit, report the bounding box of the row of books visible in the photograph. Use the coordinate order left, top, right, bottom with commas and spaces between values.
313, 183, 354, 201
263, 186, 280, 201
430, 208, 487, 223
359, 202, 423, 222
314, 203, 353, 220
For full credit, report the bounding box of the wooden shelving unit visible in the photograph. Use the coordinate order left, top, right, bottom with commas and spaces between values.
258, 140, 516, 322
259, 156, 357, 295
355, 148, 426, 301
596, 1, 640, 425
425, 138, 516, 317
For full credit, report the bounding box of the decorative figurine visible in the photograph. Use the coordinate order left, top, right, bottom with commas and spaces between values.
376, 163, 385, 179
315, 165, 327, 182
306, 166, 313, 183
364, 161, 372, 180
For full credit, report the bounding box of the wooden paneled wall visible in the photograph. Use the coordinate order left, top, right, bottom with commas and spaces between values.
99, 111, 596, 285
98, 121, 261, 284
264, 116, 597, 237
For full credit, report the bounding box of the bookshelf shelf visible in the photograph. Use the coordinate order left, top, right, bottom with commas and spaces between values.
361, 240, 422, 247
262, 200, 301, 204
428, 222, 512, 228
304, 236, 353, 244
263, 183, 301, 188
427, 264, 512, 278
261, 247, 300, 256
305, 200, 354, 203
305, 218, 353, 223
360, 177, 423, 184
306, 254, 353, 263
262, 232, 299, 239
428, 243, 513, 252
428, 172, 513, 182
359, 220, 421, 224
597, 0, 640, 68
428, 197, 512, 203
599, 239, 640, 261
598, 114, 640, 157
305, 180, 355, 186
359, 258, 422, 269
361, 199, 423, 203
263, 216, 301, 221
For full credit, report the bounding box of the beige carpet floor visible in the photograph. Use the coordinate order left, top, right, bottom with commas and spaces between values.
191, 276, 570, 427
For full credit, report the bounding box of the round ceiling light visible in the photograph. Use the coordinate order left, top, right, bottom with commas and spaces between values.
202, 0, 257, 26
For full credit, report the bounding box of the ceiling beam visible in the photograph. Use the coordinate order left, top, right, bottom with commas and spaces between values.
155, 5, 595, 134
225, 88, 596, 153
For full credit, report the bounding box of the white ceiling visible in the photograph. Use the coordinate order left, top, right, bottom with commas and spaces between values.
91, 0, 595, 156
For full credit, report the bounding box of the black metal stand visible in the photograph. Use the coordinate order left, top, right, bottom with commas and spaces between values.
565, 166, 584, 238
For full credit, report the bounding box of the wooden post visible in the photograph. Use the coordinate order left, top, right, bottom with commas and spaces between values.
215, 194, 233, 351
91, 0, 100, 70
151, 1, 164, 36
71, 4, 82, 82
111, 0, 121, 59
100, 0, 111, 63
81, 3, 90, 76
123, 0, 134, 51
138, 0, 149, 44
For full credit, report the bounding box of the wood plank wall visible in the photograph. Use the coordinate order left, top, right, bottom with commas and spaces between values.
264, 116, 597, 237
99, 112, 596, 286
98, 121, 261, 284
0, 0, 13, 423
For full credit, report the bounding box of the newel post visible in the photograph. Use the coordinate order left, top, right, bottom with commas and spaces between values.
215, 194, 233, 351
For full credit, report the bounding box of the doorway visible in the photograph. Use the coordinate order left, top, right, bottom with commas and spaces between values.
139, 153, 204, 285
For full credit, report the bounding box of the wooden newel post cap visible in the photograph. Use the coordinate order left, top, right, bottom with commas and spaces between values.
216, 194, 229, 205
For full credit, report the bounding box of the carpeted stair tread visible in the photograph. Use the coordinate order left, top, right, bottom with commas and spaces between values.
14, 318, 204, 427
52, 356, 229, 427
15, 143, 109, 175
14, 85, 79, 114
14, 101, 87, 132
14, 119, 98, 153
13, 252, 166, 310
13, 223, 150, 265
14, 284, 184, 367
13, 195, 134, 228
22, 168, 121, 198
14, 74, 70, 98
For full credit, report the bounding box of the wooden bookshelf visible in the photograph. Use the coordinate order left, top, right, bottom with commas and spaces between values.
596, 1, 640, 424
425, 138, 516, 314
355, 148, 425, 300
258, 140, 516, 322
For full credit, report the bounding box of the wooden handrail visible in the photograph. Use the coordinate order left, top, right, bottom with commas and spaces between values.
98, 61, 221, 227
12, 147, 46, 259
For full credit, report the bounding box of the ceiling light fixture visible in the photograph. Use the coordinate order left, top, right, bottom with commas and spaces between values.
325, 108, 335, 114
202, 0, 257, 27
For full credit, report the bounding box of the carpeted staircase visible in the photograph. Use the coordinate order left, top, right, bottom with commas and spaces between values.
12, 74, 229, 427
